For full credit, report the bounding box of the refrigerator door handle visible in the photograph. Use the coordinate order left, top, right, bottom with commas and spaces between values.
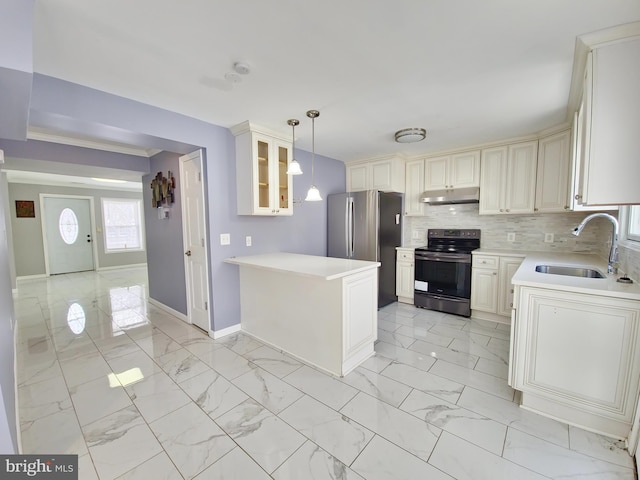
349, 197, 355, 257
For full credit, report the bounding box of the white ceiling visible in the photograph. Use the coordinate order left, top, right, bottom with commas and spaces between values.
31, 0, 640, 163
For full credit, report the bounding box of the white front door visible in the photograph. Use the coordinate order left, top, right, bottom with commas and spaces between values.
42, 196, 94, 275
180, 150, 210, 332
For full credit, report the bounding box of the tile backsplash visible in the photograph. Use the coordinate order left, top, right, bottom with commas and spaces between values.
404, 204, 614, 258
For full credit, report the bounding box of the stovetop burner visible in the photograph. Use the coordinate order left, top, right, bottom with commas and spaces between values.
415, 228, 481, 254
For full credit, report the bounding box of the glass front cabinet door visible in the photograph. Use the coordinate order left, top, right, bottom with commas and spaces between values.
232, 122, 293, 216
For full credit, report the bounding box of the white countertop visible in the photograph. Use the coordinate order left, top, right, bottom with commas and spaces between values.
512, 252, 640, 301
225, 253, 380, 281
473, 248, 527, 257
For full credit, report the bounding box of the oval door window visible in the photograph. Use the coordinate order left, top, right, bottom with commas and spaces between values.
59, 208, 79, 244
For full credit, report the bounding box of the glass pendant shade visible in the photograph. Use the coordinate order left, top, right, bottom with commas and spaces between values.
286, 119, 303, 175
286, 159, 303, 175
305, 110, 322, 202
305, 185, 322, 202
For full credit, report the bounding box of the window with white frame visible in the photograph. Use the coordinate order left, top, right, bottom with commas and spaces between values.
101, 198, 144, 253
627, 205, 640, 243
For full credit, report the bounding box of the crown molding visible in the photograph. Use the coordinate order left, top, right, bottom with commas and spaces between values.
27, 129, 160, 157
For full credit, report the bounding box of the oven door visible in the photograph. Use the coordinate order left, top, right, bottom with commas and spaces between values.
414, 251, 472, 299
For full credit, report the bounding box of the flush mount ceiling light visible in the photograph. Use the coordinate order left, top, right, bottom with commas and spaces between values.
233, 62, 251, 75
394, 127, 427, 143
286, 119, 303, 175
305, 110, 322, 202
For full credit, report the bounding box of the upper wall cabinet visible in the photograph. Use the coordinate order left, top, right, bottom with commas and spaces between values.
424, 151, 480, 191
404, 159, 425, 216
575, 37, 640, 206
232, 122, 293, 216
346, 156, 405, 193
535, 130, 571, 213
480, 141, 538, 215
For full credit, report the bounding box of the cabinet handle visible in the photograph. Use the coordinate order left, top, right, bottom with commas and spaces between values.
506, 209, 510, 212
500, 209, 504, 212
492, 272, 497, 275
564, 206, 569, 210
534, 208, 539, 212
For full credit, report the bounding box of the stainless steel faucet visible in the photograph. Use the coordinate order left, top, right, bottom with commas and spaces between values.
571, 213, 619, 274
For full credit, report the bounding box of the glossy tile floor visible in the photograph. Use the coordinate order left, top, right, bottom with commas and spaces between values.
14, 266, 637, 479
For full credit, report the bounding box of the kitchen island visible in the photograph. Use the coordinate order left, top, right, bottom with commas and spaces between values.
225, 253, 380, 377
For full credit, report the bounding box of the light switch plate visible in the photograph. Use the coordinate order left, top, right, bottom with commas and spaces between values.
245, 236, 252, 247
220, 233, 231, 245
544, 233, 554, 243
507, 233, 515, 242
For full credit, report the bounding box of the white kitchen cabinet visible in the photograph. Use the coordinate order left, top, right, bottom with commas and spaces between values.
424, 151, 480, 191
395, 248, 414, 304
510, 286, 640, 438
471, 253, 524, 323
575, 37, 640, 206
231, 122, 293, 216
404, 159, 424, 216
535, 130, 571, 213
346, 156, 405, 193
479, 141, 537, 215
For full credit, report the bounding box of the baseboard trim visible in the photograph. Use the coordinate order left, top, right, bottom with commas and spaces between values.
210, 324, 241, 339
97, 263, 147, 272
16, 274, 47, 282
148, 297, 188, 322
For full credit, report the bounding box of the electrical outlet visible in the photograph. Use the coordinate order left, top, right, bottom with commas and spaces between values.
507, 233, 515, 242
220, 233, 231, 245
245, 236, 252, 247
544, 233, 554, 243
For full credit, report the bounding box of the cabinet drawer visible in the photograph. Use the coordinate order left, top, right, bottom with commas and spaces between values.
473, 255, 498, 268
397, 250, 414, 261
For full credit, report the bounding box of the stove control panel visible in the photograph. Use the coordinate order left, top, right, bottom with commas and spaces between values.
428, 229, 480, 239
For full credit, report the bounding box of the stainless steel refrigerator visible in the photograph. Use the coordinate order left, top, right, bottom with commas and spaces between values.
327, 190, 403, 308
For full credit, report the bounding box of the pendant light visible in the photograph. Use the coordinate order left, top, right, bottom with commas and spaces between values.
286, 119, 303, 175
305, 109, 322, 202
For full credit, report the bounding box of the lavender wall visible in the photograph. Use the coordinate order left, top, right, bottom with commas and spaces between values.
143, 151, 187, 315
25, 74, 346, 332
0, 168, 17, 452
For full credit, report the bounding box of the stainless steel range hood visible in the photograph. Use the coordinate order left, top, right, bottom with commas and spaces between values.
420, 187, 480, 205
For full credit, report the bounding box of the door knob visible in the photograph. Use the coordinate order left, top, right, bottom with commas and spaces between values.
185, 250, 192, 256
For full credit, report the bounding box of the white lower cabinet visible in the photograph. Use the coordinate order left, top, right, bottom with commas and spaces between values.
395, 248, 414, 304
471, 253, 524, 323
510, 286, 640, 438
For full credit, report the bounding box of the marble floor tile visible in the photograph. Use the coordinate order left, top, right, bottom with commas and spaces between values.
194, 345, 254, 380
351, 435, 453, 480
232, 366, 303, 414
569, 425, 634, 468
504, 428, 635, 479
116, 452, 183, 480
358, 353, 394, 373
20, 406, 88, 455
380, 362, 464, 404
214, 332, 263, 355
124, 371, 191, 423
243, 345, 303, 378
279, 395, 374, 465
178, 368, 248, 420
94, 333, 142, 361
134, 331, 182, 358
283, 365, 358, 410
474, 357, 509, 379
462, 321, 511, 341
17, 355, 62, 387
149, 402, 236, 479
449, 337, 509, 365
400, 388, 506, 455
156, 348, 212, 383
340, 392, 441, 462
106, 348, 164, 380
430, 359, 515, 401
216, 399, 306, 474
69, 375, 133, 426
272, 440, 364, 480
394, 324, 454, 347
457, 387, 569, 448
376, 329, 416, 349
340, 366, 412, 407
193, 447, 271, 480
377, 318, 401, 332
59, 350, 113, 388
78, 453, 99, 480
83, 405, 163, 480
409, 339, 480, 369
18, 376, 72, 423
429, 432, 548, 480
428, 324, 492, 345
180, 336, 224, 357
374, 340, 437, 372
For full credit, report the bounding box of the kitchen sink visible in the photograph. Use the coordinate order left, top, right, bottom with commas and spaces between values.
535, 265, 605, 279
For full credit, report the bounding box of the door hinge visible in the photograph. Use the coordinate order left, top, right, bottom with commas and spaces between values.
198, 172, 201, 182
204, 301, 208, 311
201, 238, 204, 247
